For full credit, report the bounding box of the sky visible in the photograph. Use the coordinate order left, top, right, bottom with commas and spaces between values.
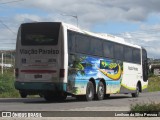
0, 0, 160, 58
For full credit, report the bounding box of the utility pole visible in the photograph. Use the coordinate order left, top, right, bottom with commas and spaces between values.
60, 14, 79, 27
1, 53, 3, 74
71, 15, 78, 27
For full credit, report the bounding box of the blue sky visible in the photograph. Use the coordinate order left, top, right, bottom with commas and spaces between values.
0, 0, 160, 58
93, 22, 140, 34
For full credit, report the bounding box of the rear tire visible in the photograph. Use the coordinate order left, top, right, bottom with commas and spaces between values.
96, 81, 105, 100
20, 91, 27, 98
132, 84, 140, 97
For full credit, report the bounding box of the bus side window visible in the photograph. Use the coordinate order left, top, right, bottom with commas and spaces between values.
103, 41, 114, 58
76, 34, 91, 54
133, 49, 141, 64
90, 38, 102, 56
68, 31, 76, 53
114, 44, 124, 61
142, 49, 148, 82
124, 47, 132, 62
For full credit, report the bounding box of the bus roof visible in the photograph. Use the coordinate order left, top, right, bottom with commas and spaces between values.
62, 22, 141, 49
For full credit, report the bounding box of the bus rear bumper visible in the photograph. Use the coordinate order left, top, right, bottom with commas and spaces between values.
14, 81, 67, 94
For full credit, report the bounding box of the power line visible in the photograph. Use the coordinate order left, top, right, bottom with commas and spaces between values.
0, 19, 16, 35
0, 0, 25, 5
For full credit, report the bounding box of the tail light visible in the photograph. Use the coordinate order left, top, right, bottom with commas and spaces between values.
59, 69, 65, 78
15, 68, 19, 78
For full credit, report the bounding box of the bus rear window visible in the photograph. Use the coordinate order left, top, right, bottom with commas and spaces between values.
21, 22, 60, 45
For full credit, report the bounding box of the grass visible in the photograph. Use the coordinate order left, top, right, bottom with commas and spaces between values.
148, 76, 160, 92
130, 76, 160, 112
130, 102, 160, 112
0, 69, 19, 98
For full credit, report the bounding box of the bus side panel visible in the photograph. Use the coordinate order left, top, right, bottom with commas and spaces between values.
67, 54, 123, 95
67, 54, 146, 95
120, 62, 142, 93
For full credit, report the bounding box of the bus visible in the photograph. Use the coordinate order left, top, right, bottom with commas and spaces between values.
15, 22, 148, 101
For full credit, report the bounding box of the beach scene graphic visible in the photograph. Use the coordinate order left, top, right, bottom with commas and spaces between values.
68, 55, 123, 94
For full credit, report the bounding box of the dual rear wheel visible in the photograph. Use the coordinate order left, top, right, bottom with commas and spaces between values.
77, 81, 105, 101
97, 81, 105, 100
86, 81, 94, 101
85, 81, 141, 101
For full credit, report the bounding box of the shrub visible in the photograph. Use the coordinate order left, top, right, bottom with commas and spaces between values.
148, 77, 160, 92
131, 102, 160, 112
0, 72, 19, 98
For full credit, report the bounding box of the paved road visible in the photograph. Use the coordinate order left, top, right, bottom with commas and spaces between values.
0, 92, 160, 119
0, 91, 160, 112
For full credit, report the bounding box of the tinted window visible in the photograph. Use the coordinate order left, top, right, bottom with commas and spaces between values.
90, 38, 102, 56
21, 22, 60, 45
133, 49, 141, 64
103, 41, 114, 58
124, 47, 132, 62
114, 44, 124, 60
142, 48, 148, 81
68, 31, 76, 52
76, 34, 91, 54
142, 49, 147, 62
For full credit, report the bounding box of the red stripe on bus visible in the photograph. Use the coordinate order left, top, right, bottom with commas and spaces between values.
29, 64, 48, 66
21, 70, 56, 73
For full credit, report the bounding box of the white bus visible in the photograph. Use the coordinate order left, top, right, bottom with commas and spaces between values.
15, 22, 148, 101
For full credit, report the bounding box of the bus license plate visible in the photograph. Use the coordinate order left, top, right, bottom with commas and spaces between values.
34, 74, 42, 79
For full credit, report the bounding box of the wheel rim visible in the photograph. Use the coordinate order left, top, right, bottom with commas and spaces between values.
88, 87, 93, 98
98, 85, 104, 97
136, 86, 139, 96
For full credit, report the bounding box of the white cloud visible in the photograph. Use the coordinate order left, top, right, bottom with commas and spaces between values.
14, 14, 41, 23
4, 0, 160, 28
16, 0, 160, 26
0, 0, 160, 58
120, 24, 160, 58
0, 27, 16, 50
